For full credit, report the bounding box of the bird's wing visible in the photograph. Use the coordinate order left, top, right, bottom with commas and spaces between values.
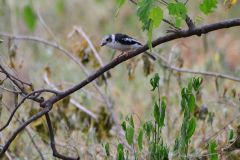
115, 33, 142, 46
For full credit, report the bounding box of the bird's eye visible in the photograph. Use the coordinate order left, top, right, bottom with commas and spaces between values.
106, 38, 111, 42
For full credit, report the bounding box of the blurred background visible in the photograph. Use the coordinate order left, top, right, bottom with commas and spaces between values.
0, 0, 240, 159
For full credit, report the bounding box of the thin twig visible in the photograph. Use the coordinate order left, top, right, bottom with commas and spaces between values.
42, 18, 240, 104
0, 89, 58, 132
36, 8, 57, 41
1, 101, 45, 160
202, 114, 240, 144
71, 26, 104, 67
155, 53, 240, 82
0, 85, 21, 94
0, 18, 240, 158
43, 73, 97, 120
0, 32, 113, 120
0, 104, 52, 157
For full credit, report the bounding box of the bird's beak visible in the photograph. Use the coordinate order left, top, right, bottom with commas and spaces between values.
100, 42, 106, 46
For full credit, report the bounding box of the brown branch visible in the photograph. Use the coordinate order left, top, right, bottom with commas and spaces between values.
0, 64, 58, 103
0, 66, 32, 87
154, 54, 240, 82
0, 65, 27, 94
1, 101, 45, 160
0, 32, 114, 121
0, 89, 58, 132
0, 18, 240, 158
44, 18, 240, 105
0, 103, 52, 157
45, 113, 79, 160
185, 15, 195, 29
43, 72, 97, 120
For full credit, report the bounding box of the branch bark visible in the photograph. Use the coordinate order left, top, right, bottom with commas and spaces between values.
45, 113, 79, 160
0, 18, 240, 158
45, 18, 240, 105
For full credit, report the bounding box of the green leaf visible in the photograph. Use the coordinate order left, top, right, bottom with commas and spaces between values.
159, 99, 166, 128
153, 102, 160, 124
149, 7, 163, 28
227, 129, 234, 141
22, 5, 37, 32
188, 94, 196, 113
147, 7, 163, 49
121, 121, 126, 131
137, 0, 156, 30
129, 115, 134, 128
175, 16, 182, 27
105, 143, 110, 156
186, 117, 196, 140
143, 121, 153, 139
193, 77, 203, 91
200, 0, 218, 15
150, 73, 160, 91
138, 129, 143, 150
117, 143, 125, 160
167, 2, 187, 27
126, 115, 134, 128
116, 0, 126, 7
168, 2, 187, 19
187, 79, 193, 92
126, 126, 134, 145
208, 140, 218, 160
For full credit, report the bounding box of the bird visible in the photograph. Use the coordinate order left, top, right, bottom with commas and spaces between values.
100, 33, 156, 61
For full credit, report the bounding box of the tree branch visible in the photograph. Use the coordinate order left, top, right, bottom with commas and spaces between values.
153, 54, 240, 82
45, 113, 79, 160
43, 72, 97, 120
1, 18, 240, 158
0, 104, 52, 157
45, 18, 240, 104
0, 31, 114, 121
0, 89, 58, 132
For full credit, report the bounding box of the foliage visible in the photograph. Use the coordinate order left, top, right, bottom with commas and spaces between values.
208, 140, 218, 160
117, 73, 169, 159
0, 0, 239, 159
200, 0, 218, 14
167, 2, 187, 27
172, 77, 203, 158
136, 0, 163, 48
117, 0, 220, 46
109, 75, 205, 159
22, 4, 37, 31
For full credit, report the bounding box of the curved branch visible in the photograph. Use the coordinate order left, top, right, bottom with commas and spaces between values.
45, 18, 240, 104
0, 104, 52, 157
153, 54, 240, 82
0, 31, 113, 119
45, 113, 79, 160
1, 18, 240, 159
0, 89, 58, 132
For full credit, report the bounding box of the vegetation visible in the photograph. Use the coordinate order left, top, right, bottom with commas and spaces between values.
0, 0, 240, 159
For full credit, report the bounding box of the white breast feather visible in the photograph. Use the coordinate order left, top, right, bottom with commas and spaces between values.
106, 41, 142, 52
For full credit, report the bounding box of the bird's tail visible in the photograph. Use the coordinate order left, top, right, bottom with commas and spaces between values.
144, 51, 156, 61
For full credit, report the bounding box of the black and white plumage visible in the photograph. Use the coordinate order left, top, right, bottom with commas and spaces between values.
100, 33, 156, 60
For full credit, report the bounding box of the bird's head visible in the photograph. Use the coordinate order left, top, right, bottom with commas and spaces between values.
100, 35, 112, 47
